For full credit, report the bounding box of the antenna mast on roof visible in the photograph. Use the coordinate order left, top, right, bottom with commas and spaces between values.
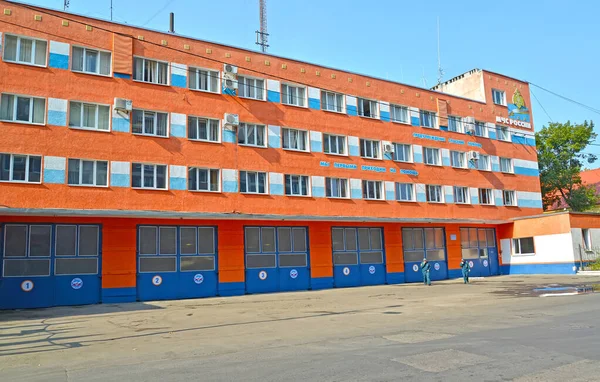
64, 0, 69, 11
437, 16, 444, 86
255, 0, 269, 53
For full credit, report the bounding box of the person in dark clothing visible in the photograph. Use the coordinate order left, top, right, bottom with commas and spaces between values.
460, 258, 471, 284
420, 258, 431, 286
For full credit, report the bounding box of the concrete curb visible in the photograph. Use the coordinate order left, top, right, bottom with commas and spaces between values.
577, 271, 600, 275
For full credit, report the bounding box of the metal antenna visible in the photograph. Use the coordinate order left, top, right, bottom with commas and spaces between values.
64, 0, 69, 11
437, 16, 444, 86
422, 66, 428, 88
110, 0, 113, 21
255, 0, 269, 53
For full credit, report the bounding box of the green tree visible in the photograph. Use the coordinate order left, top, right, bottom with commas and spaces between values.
536, 121, 598, 211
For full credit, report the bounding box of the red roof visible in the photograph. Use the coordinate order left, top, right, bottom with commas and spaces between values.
581, 168, 600, 185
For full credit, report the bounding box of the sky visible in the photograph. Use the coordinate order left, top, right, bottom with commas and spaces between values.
14, 0, 600, 167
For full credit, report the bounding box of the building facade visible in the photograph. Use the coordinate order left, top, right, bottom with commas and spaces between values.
0, 1, 544, 309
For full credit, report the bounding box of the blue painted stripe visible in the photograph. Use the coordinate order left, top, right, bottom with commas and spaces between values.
114, 72, 131, 79
447, 269, 463, 279
439, 125, 448, 131
386, 190, 395, 200
414, 153, 423, 163
351, 188, 362, 199
445, 193, 454, 203
495, 197, 503, 206
411, 116, 420, 126
526, 137, 536, 146
492, 163, 500, 172
310, 140, 322, 153
514, 166, 540, 177
112, 117, 130, 133
223, 130, 236, 143
383, 152, 393, 160
49, 53, 69, 70
223, 180, 238, 193
312, 186, 325, 198
442, 157, 451, 167
416, 192, 426, 202
171, 74, 186, 88
222, 88, 236, 96
471, 195, 479, 204
48, 110, 67, 127
488, 130, 497, 140
268, 135, 281, 149
347, 105, 357, 116
218, 282, 245, 296
349, 145, 360, 157
43, 169, 65, 184
518, 199, 543, 208
501, 263, 576, 275
102, 287, 136, 303
386, 272, 405, 284
110, 173, 130, 187
270, 183, 284, 196
511, 135, 527, 145
171, 124, 186, 138
380, 111, 390, 122
308, 98, 320, 110
267, 90, 281, 103
310, 277, 334, 290
170, 177, 186, 190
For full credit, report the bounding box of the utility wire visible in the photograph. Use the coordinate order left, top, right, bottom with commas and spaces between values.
528, 82, 600, 116
530, 88, 552, 123
141, 0, 176, 27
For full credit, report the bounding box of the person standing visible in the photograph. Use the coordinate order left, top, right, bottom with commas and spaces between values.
460, 258, 471, 284
420, 258, 431, 286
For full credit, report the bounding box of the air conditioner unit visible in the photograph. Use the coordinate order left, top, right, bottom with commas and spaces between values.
468, 151, 480, 161
223, 113, 239, 127
383, 143, 395, 153
114, 97, 132, 112
223, 78, 238, 91
223, 63, 238, 75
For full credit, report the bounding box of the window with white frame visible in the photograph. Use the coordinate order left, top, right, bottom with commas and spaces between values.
323, 134, 346, 155
0, 153, 41, 183
132, 109, 168, 137
360, 139, 381, 159
68, 101, 110, 131
285, 174, 309, 196
238, 76, 265, 100
358, 98, 378, 118
281, 84, 306, 107
451, 151, 466, 168
396, 183, 414, 202
391, 104, 409, 123
420, 110, 437, 128
133, 57, 169, 85
188, 67, 219, 93
67, 159, 108, 186
188, 167, 220, 192
426, 185, 443, 203
321, 91, 344, 112
478, 154, 491, 171
362, 180, 383, 200
503, 190, 516, 206
132, 163, 167, 189
513, 237, 534, 255
479, 188, 494, 205
497, 125, 510, 141
474, 121, 487, 137
72, 46, 111, 76
282, 128, 308, 152
0, 94, 46, 125
424, 147, 441, 166
238, 123, 266, 147
448, 115, 463, 133
240, 171, 267, 194
325, 177, 348, 198
393, 143, 412, 162
454, 186, 470, 204
188, 116, 219, 142
492, 89, 506, 106
3, 34, 47, 66
500, 157, 514, 173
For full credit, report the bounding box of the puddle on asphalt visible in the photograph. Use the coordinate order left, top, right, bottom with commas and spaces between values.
493, 284, 599, 298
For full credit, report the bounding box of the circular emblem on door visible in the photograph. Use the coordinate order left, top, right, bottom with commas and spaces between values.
259, 270, 268, 280
194, 274, 204, 284
21, 280, 34, 292
152, 275, 163, 286
71, 278, 83, 290
342, 267, 350, 276
434, 263, 440, 271
483, 260, 489, 267
412, 264, 419, 272
468, 261, 474, 268
368, 266, 376, 274
290, 269, 298, 279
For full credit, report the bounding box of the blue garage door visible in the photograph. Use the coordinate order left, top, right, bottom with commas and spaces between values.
0, 223, 101, 310
403, 227, 447, 283
137, 225, 218, 302
332, 227, 385, 288
460, 228, 498, 277
245, 226, 309, 294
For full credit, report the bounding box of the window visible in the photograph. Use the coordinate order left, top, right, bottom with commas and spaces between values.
68, 159, 108, 186
0, 153, 41, 183
3, 224, 52, 277
281, 84, 306, 107
503, 190, 516, 206
321, 91, 344, 112
396, 183, 414, 202
424, 147, 440, 166
282, 128, 308, 152
479, 188, 493, 205
133, 57, 168, 85
478, 154, 491, 171
323, 134, 346, 155
238, 123, 266, 147
188, 167, 220, 192
68, 101, 110, 131
240, 171, 267, 194
391, 104, 409, 123
325, 177, 348, 198
238, 76, 265, 100
402, 227, 446, 262
137, 226, 177, 273
451, 151, 466, 168
420, 110, 436, 128
3, 34, 47, 66
492, 89, 506, 106
360, 139, 381, 159
582, 229, 592, 250
497, 125, 510, 141
0, 93, 46, 125
285, 174, 309, 196
55, 225, 100, 275
132, 109, 168, 137
513, 237, 534, 255
500, 157, 513, 173
426, 185, 443, 203
454, 186, 470, 204
188, 116, 219, 142
362, 180, 383, 200
358, 98, 378, 118
132, 163, 167, 189
448, 116, 463, 133
393, 143, 412, 162
72, 46, 111, 75
188, 67, 219, 93
460, 228, 495, 259
474, 121, 487, 137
